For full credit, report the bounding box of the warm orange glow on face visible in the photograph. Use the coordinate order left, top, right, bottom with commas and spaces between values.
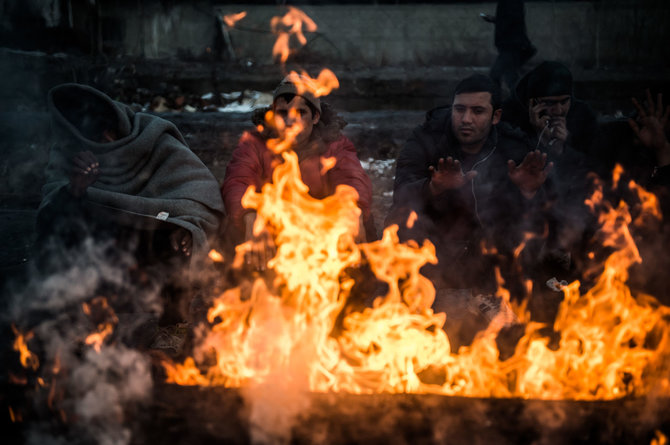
223, 11, 247, 28
12, 324, 39, 371
271, 6, 317, 63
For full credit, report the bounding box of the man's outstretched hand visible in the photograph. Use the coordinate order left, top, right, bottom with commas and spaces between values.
628, 89, 670, 167
68, 151, 100, 197
508, 150, 553, 199
428, 157, 477, 196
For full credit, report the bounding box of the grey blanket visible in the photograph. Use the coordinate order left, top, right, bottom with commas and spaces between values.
40, 83, 224, 257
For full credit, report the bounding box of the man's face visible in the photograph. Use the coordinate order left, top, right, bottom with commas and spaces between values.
273, 96, 320, 147
451, 92, 501, 151
531, 95, 571, 119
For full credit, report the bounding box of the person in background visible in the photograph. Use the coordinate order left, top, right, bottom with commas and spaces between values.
37, 83, 225, 326
221, 75, 376, 271
386, 74, 553, 346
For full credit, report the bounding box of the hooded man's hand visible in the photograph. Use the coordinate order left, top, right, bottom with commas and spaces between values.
68, 151, 100, 197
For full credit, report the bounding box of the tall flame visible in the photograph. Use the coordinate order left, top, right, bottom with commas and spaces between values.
165, 151, 670, 400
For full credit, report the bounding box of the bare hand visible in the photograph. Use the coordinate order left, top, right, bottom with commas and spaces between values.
508, 150, 554, 199
244, 212, 276, 271
169, 228, 192, 257
529, 100, 551, 132
547, 116, 568, 152
69, 151, 100, 197
428, 157, 477, 196
629, 90, 670, 166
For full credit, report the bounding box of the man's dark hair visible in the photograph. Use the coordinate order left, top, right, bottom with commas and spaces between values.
453, 74, 502, 111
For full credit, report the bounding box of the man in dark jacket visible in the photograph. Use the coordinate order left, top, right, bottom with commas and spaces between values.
501, 62, 600, 289
502, 61, 598, 158
387, 75, 553, 344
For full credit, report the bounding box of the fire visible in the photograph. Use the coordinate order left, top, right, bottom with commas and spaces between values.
82, 297, 118, 352
223, 11, 246, 28
406, 210, 418, 229
271, 6, 317, 63
653, 430, 668, 445
209, 249, 225, 262
12, 324, 39, 371
283, 69, 339, 98
320, 156, 336, 175
164, 147, 670, 400
163, 17, 670, 398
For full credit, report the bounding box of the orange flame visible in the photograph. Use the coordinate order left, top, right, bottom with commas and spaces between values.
165, 154, 670, 400
84, 323, 115, 353
652, 430, 668, 445
284, 69, 340, 99
209, 249, 225, 263
612, 163, 624, 189
271, 6, 317, 63
82, 297, 118, 353
406, 211, 418, 229
320, 156, 337, 176
629, 179, 663, 228
9, 406, 21, 423
223, 11, 247, 28
12, 324, 39, 371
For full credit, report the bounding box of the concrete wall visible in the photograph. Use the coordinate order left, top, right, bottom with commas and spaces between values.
107, 2, 669, 69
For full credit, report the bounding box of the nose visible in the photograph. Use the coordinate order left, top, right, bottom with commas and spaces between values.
462, 109, 474, 123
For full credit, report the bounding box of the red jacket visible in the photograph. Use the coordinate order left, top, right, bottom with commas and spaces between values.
222, 131, 375, 240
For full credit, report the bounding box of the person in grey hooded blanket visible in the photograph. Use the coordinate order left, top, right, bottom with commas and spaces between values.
36, 83, 225, 300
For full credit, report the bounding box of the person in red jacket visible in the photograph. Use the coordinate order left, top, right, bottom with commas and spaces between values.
221, 75, 376, 270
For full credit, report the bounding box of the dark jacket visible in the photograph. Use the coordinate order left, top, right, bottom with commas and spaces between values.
387, 106, 540, 291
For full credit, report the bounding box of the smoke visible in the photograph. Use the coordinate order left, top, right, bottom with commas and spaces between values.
243, 379, 310, 445
5, 235, 158, 445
